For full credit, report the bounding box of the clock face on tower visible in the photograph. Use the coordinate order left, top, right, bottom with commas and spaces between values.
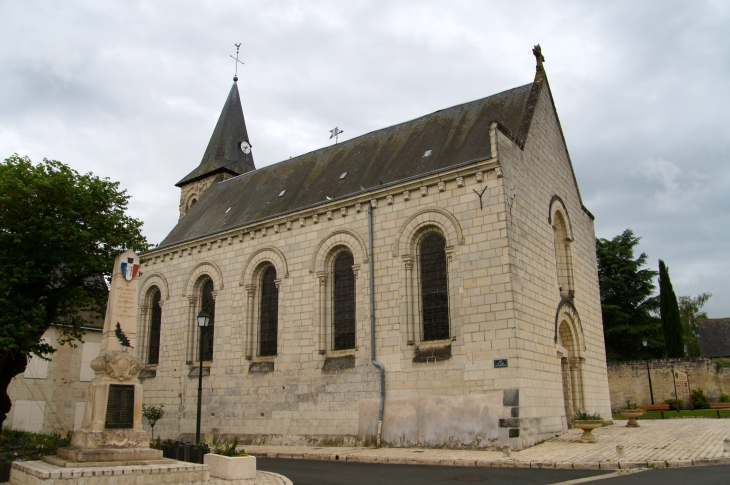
240, 141, 251, 154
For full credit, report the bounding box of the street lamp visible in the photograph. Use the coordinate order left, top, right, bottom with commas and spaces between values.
195, 309, 210, 445
642, 337, 655, 405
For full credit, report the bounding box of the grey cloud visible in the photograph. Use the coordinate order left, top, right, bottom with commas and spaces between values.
1, 0, 728, 316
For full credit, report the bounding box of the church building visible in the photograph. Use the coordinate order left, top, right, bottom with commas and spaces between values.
138, 47, 612, 450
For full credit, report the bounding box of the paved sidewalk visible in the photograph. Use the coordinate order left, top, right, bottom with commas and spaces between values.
244, 419, 730, 470
209, 471, 292, 485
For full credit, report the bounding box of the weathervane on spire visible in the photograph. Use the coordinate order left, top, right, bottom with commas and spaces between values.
329, 126, 344, 144
230, 43, 244, 81
532, 44, 545, 71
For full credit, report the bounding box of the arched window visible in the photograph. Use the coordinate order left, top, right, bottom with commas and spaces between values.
147, 288, 162, 365
333, 251, 355, 350
259, 267, 278, 356
553, 212, 574, 298
420, 232, 449, 341
189, 197, 198, 209
200, 279, 215, 361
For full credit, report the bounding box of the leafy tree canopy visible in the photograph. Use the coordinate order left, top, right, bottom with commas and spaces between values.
596, 229, 662, 361
679, 293, 712, 357
0, 155, 147, 425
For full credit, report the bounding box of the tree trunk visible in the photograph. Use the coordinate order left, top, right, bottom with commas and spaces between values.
0, 352, 28, 428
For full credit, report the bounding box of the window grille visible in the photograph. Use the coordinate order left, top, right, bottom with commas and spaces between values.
148, 289, 162, 365
420, 232, 449, 341
259, 267, 279, 356
200, 279, 215, 361
333, 251, 356, 350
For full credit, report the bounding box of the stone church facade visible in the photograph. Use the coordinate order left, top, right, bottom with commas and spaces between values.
138, 49, 612, 450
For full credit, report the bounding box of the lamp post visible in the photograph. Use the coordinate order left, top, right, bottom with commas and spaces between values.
195, 309, 210, 445
643, 337, 655, 405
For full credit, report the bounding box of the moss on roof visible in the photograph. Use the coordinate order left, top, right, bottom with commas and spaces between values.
160, 82, 535, 247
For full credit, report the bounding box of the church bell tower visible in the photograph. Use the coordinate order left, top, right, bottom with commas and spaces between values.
176, 77, 256, 220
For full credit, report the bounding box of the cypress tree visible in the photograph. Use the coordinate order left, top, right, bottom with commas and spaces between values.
659, 260, 684, 357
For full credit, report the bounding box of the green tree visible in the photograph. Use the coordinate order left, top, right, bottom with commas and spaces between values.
0, 155, 147, 427
659, 260, 684, 358
678, 293, 712, 357
596, 229, 662, 361
142, 404, 165, 440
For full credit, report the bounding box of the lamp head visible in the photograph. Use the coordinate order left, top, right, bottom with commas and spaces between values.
642, 337, 648, 347
197, 310, 211, 327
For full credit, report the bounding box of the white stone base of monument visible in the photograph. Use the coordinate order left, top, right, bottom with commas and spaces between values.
57, 429, 163, 465
204, 454, 256, 480
44, 454, 170, 468
9, 460, 208, 485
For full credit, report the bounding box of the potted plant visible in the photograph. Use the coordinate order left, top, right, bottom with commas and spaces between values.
204, 437, 256, 480
619, 399, 644, 427
572, 411, 604, 443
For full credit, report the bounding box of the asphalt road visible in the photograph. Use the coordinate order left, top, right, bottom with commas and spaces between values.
257, 459, 730, 485
600, 465, 730, 484
256, 458, 609, 485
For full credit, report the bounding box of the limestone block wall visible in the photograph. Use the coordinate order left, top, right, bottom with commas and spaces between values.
178, 173, 234, 220
139, 85, 610, 450
139, 157, 529, 449
7, 327, 103, 434
607, 358, 730, 411
495, 81, 612, 441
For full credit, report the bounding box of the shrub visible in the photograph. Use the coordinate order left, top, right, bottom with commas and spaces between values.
691, 389, 710, 409
212, 437, 248, 457
623, 398, 638, 410
664, 399, 684, 411
572, 410, 603, 422
719, 393, 730, 403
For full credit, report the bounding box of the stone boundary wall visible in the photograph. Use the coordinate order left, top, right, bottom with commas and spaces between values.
607, 358, 730, 411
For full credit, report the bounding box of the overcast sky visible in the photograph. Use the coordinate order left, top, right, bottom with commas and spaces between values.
1, 0, 728, 317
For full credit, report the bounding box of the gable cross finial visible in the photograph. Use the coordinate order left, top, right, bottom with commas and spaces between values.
532, 44, 545, 71
230, 43, 244, 82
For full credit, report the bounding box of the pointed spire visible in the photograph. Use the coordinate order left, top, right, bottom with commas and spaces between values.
176, 82, 256, 187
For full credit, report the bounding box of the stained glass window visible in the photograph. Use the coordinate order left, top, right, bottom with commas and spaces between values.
200, 279, 215, 361
420, 232, 449, 341
333, 251, 356, 350
259, 267, 279, 356
147, 289, 162, 365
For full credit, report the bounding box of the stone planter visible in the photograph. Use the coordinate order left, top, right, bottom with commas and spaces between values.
619, 409, 644, 427
204, 453, 256, 480
572, 420, 603, 443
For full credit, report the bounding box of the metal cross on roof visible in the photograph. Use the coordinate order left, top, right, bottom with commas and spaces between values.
230, 43, 244, 81
329, 126, 344, 144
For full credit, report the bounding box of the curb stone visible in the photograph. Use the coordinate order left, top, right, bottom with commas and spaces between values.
252, 450, 730, 471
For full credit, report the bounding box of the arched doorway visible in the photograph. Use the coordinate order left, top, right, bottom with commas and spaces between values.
557, 318, 583, 428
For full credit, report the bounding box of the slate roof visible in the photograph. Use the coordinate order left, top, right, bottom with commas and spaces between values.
699, 318, 730, 358
176, 82, 256, 187
160, 78, 540, 248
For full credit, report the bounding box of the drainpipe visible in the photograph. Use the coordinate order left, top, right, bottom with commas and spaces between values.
368, 202, 385, 447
